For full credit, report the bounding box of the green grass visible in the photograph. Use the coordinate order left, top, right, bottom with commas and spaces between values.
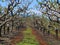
16, 28, 39, 45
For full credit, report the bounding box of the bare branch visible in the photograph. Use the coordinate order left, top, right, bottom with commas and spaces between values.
0, 17, 12, 27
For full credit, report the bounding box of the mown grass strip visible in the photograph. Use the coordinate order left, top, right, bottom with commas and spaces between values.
16, 28, 39, 45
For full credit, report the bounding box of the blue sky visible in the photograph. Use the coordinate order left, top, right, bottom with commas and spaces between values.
0, 0, 39, 8
0, 0, 60, 7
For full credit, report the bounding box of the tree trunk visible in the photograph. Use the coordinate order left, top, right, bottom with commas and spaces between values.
55, 30, 58, 39
12, 20, 14, 30
0, 26, 2, 37
3, 24, 5, 35
7, 27, 9, 34
47, 30, 50, 36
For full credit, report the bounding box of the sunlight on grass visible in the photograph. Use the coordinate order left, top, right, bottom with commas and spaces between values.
16, 28, 39, 45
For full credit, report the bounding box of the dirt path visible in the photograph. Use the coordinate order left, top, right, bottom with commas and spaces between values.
32, 28, 48, 45
10, 28, 26, 45
14, 29, 48, 45
32, 28, 60, 45
16, 27, 40, 45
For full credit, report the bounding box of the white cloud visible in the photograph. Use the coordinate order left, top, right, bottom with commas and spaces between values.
26, 9, 43, 16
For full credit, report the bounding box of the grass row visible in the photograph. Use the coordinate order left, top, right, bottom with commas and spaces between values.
16, 28, 39, 45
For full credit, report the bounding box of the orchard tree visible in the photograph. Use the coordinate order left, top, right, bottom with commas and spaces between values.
36, 0, 60, 39
0, 0, 33, 37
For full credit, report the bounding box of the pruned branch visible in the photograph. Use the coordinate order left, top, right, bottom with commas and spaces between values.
0, 17, 12, 27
